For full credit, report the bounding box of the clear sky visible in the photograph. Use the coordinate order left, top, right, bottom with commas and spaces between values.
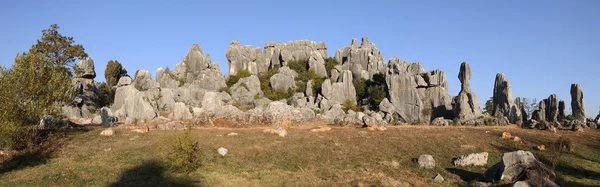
1, 0, 599, 117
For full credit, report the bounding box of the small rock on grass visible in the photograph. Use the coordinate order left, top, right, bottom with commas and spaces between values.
227, 132, 239, 136
310, 126, 332, 132
217, 147, 228, 157
100, 129, 114, 136
263, 127, 288, 137
433, 173, 444, 182
418, 154, 436, 169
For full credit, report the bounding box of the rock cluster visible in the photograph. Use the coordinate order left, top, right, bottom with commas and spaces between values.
334, 37, 386, 80
55, 36, 592, 133
227, 40, 327, 76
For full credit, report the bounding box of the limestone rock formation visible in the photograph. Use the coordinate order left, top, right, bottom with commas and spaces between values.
484, 150, 558, 186
133, 70, 160, 91
493, 73, 520, 123
308, 51, 327, 77
453, 62, 483, 122
264, 40, 327, 68
385, 57, 424, 123
321, 70, 356, 105
112, 84, 157, 122
558, 100, 566, 122
167, 44, 226, 91
231, 75, 263, 104
75, 57, 96, 79
546, 94, 559, 122
226, 40, 267, 75
270, 67, 297, 91
334, 37, 386, 79
570, 84, 586, 123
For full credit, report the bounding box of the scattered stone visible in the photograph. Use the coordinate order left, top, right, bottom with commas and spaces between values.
453, 152, 489, 167
227, 132, 239, 136
502, 132, 512, 139
433, 173, 444, 182
132, 126, 149, 134
512, 136, 524, 145
431, 117, 449, 126
100, 129, 115, 136
310, 126, 332, 132
217, 147, 228, 157
380, 160, 400, 168
263, 127, 288, 137
418, 154, 436, 169
535, 145, 546, 151
511, 181, 531, 187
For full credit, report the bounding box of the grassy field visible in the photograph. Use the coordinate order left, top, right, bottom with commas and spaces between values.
0, 123, 599, 187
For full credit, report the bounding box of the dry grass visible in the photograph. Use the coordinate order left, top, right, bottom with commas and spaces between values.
0, 124, 598, 186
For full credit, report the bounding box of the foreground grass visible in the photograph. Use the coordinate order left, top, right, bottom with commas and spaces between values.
0, 124, 599, 186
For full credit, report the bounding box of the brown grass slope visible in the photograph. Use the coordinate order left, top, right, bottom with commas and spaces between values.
0, 125, 599, 186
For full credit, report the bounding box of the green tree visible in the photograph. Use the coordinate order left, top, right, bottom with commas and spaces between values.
484, 97, 494, 115
324, 57, 340, 77
104, 60, 127, 87
0, 24, 84, 150
29, 24, 88, 67
353, 78, 367, 99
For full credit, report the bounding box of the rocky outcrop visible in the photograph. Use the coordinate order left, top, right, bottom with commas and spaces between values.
308, 51, 327, 77
265, 40, 327, 68
75, 57, 96, 79
453, 62, 483, 122
484, 150, 558, 186
226, 40, 267, 75
334, 37, 386, 79
546, 94, 559, 122
270, 67, 297, 91
133, 70, 160, 91
170, 44, 226, 91
558, 100, 566, 122
156, 67, 180, 89
112, 83, 157, 123
231, 75, 263, 104
493, 73, 520, 123
385, 57, 424, 123
321, 70, 356, 105
570, 84, 586, 123
264, 101, 315, 123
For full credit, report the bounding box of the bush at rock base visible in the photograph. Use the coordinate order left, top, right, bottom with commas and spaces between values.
226, 69, 251, 87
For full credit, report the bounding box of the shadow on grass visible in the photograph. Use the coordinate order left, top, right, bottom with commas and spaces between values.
446, 168, 481, 182
0, 128, 87, 174
110, 160, 203, 187
556, 163, 600, 181
0, 150, 52, 174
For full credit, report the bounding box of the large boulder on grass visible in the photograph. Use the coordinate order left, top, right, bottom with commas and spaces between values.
484, 150, 558, 186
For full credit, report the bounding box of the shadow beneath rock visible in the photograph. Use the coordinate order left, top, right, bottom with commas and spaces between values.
110, 160, 202, 187
446, 168, 482, 182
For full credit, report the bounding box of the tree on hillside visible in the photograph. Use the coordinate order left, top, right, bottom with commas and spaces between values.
0, 24, 85, 150
105, 60, 127, 87
521, 98, 539, 121
29, 24, 88, 68
484, 97, 494, 116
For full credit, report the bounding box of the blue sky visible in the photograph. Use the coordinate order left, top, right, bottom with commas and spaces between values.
1, 0, 599, 117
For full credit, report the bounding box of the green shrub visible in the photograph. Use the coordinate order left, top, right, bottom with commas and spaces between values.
232, 101, 241, 109
311, 77, 325, 97
287, 59, 309, 74
264, 88, 294, 101
96, 82, 113, 108
324, 57, 340, 77
164, 129, 201, 173
353, 78, 367, 99
452, 118, 461, 126
342, 99, 362, 112
226, 69, 251, 87
219, 87, 231, 95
